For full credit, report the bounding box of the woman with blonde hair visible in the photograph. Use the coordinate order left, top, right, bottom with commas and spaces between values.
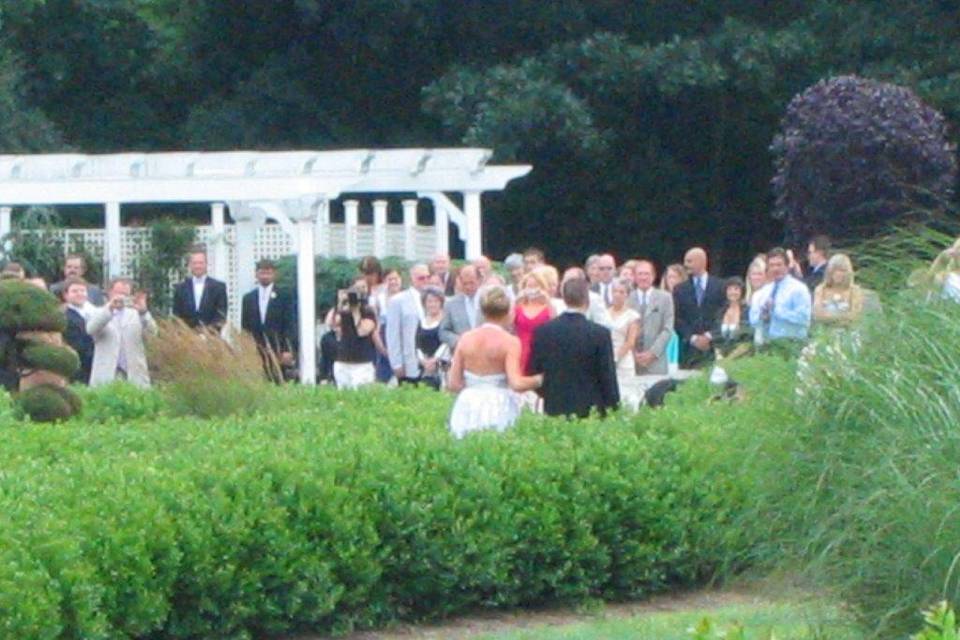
660, 263, 687, 293
514, 269, 555, 374
813, 253, 864, 325
448, 285, 543, 437
745, 255, 768, 304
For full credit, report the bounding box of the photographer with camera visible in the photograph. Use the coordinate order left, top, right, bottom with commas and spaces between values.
333, 283, 378, 389
86, 277, 157, 387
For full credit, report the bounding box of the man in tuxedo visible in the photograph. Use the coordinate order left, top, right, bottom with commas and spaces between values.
430, 253, 456, 296
50, 254, 105, 306
241, 259, 297, 380
561, 267, 612, 328
529, 277, 619, 418
627, 260, 674, 375
804, 234, 831, 292
61, 277, 95, 384
589, 254, 617, 306
439, 265, 481, 352
386, 263, 430, 384
673, 247, 725, 367
172, 248, 228, 330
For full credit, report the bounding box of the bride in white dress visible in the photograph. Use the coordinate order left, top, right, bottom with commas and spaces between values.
448, 286, 543, 438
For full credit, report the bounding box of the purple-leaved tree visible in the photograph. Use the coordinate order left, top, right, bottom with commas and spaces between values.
771, 75, 957, 245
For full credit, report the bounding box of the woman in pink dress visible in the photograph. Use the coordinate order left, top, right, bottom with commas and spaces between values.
514, 270, 555, 374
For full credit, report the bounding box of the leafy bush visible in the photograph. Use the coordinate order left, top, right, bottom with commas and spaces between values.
16, 384, 81, 422
0, 384, 727, 638
0, 279, 67, 332
131, 219, 196, 317
771, 75, 957, 245
20, 341, 79, 379
147, 320, 271, 418
73, 382, 167, 423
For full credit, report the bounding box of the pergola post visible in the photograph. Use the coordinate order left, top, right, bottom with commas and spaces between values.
293, 198, 321, 385
372, 199, 387, 258
229, 202, 263, 301
434, 203, 449, 256
210, 202, 227, 280
344, 199, 359, 259
463, 191, 482, 260
314, 200, 329, 256
0, 206, 11, 255
104, 201, 122, 277
402, 199, 418, 260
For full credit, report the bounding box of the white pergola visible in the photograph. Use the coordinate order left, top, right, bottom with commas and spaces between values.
0, 149, 532, 384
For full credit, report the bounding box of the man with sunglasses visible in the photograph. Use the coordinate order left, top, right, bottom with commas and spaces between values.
386, 263, 431, 384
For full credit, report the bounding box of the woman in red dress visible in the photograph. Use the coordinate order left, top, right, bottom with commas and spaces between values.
514, 269, 555, 374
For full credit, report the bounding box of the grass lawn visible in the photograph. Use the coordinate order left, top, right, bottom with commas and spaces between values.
473, 600, 863, 640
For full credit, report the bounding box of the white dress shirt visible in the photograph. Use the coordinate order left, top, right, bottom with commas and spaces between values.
192, 276, 206, 311
258, 283, 274, 324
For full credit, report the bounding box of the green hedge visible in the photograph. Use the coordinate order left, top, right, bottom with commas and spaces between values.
0, 382, 730, 639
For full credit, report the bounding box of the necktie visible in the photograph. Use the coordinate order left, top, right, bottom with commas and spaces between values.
765, 280, 782, 331
695, 277, 704, 306
603, 283, 612, 306
113, 310, 127, 374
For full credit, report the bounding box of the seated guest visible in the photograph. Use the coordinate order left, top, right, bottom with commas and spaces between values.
50, 254, 105, 306
172, 247, 228, 330
813, 253, 864, 326
439, 265, 482, 352
87, 277, 157, 388
333, 285, 378, 389
714, 276, 752, 355
61, 277, 95, 384
749, 247, 812, 345
529, 277, 619, 418
416, 287, 448, 389
241, 259, 297, 381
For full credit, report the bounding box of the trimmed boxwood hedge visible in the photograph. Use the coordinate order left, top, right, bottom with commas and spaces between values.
20, 341, 80, 379
0, 377, 766, 639
0, 279, 66, 332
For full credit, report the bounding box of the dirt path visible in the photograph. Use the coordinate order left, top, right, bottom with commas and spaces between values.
289, 588, 764, 640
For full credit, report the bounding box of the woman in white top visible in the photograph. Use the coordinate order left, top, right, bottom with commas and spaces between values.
448, 286, 543, 438
607, 278, 640, 406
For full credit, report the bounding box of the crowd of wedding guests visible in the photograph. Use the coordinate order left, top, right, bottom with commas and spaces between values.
0, 234, 882, 420
317, 234, 881, 418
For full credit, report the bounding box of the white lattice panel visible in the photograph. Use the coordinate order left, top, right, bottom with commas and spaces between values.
415, 227, 436, 259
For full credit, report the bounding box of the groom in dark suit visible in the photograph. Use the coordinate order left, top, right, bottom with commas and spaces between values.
241, 259, 297, 381
529, 277, 619, 418
172, 247, 228, 330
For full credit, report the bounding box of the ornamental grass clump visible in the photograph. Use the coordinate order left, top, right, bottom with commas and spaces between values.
147, 319, 270, 417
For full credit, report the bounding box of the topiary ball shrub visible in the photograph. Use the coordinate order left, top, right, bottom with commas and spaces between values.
0, 280, 67, 332
20, 341, 79, 379
771, 75, 957, 245
16, 384, 79, 422
0, 280, 82, 421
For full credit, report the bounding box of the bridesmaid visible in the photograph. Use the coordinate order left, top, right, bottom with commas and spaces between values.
514, 270, 555, 374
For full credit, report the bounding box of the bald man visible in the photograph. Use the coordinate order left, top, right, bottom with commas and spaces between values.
387, 263, 431, 383
672, 247, 725, 367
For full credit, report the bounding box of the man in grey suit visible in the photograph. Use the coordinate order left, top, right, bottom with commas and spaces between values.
439, 265, 481, 352
387, 263, 430, 384
628, 260, 674, 375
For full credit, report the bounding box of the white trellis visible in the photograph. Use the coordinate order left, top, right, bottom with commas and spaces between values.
0, 149, 532, 384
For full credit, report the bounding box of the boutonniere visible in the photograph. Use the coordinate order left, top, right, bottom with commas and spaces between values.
270, 292, 277, 300
650, 306, 660, 313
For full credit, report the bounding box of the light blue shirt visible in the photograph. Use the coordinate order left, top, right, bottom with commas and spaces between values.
749, 275, 811, 341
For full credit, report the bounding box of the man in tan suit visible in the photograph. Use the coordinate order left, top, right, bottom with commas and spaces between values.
87, 277, 157, 388
628, 260, 674, 375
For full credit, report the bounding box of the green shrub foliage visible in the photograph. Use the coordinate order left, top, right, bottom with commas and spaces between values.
20, 341, 79, 379
16, 384, 79, 422
0, 384, 723, 638
0, 279, 66, 332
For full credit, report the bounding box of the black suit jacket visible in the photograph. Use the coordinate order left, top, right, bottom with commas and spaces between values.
673, 275, 726, 344
529, 312, 619, 418
172, 277, 228, 329
241, 286, 298, 353
804, 264, 825, 292
63, 307, 93, 384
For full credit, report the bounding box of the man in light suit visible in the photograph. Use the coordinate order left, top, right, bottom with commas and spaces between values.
87, 277, 157, 388
386, 263, 430, 384
172, 248, 228, 330
627, 260, 674, 375
439, 265, 482, 352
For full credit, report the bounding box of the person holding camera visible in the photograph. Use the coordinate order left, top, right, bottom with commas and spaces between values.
87, 277, 157, 387
333, 285, 378, 389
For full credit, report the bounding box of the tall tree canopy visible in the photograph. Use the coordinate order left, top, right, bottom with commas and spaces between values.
0, 1, 957, 270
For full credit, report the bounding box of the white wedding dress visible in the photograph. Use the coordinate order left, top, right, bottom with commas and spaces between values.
448, 371, 521, 438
